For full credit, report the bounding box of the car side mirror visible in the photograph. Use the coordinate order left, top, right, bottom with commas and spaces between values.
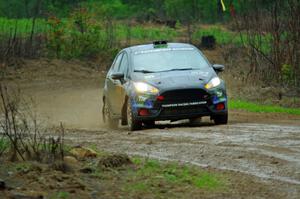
212, 64, 225, 72
111, 72, 124, 80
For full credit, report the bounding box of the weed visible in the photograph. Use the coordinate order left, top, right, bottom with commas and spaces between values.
88, 144, 99, 153
131, 157, 142, 165
0, 16, 179, 60
192, 26, 271, 54
193, 173, 221, 189
0, 83, 66, 162
14, 162, 31, 172
125, 158, 224, 194
229, 100, 300, 115
193, 26, 237, 46
281, 64, 295, 85
51, 191, 70, 199
0, 138, 9, 156
0, 17, 48, 36
127, 182, 148, 192
91, 169, 103, 179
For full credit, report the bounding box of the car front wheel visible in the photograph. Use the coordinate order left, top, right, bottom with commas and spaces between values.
127, 99, 142, 131
102, 99, 119, 128
213, 113, 228, 125
143, 120, 155, 128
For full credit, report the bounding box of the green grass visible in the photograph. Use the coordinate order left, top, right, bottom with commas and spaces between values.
0, 17, 177, 41
0, 138, 9, 153
92, 157, 225, 198
50, 191, 70, 199
0, 17, 273, 58
0, 17, 179, 59
115, 24, 178, 41
229, 100, 300, 115
193, 26, 271, 53
193, 26, 238, 45
127, 158, 224, 191
14, 162, 32, 172
0, 17, 49, 35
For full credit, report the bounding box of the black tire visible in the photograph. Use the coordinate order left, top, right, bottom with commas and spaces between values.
189, 117, 202, 126
102, 99, 119, 129
143, 120, 155, 128
214, 113, 228, 125
127, 99, 142, 131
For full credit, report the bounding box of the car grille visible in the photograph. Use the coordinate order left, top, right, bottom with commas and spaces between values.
163, 89, 208, 102
155, 89, 210, 117
155, 89, 210, 107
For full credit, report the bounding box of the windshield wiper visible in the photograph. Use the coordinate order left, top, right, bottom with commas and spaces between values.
134, 68, 196, 73
134, 69, 156, 73
158, 68, 196, 72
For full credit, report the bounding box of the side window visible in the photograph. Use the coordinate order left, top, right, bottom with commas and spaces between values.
109, 53, 123, 75
118, 53, 129, 78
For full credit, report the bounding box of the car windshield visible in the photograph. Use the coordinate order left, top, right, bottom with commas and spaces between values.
133, 48, 210, 73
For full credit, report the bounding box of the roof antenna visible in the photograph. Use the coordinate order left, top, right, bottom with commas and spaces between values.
153, 41, 168, 45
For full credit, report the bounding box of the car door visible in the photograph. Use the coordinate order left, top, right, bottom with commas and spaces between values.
115, 52, 130, 112
106, 52, 123, 116
110, 52, 130, 115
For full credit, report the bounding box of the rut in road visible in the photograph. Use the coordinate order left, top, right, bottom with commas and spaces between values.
63, 123, 300, 187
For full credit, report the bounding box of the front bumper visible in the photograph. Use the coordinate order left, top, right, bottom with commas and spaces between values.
130, 87, 227, 121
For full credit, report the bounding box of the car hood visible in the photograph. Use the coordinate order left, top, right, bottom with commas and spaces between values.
131, 68, 216, 91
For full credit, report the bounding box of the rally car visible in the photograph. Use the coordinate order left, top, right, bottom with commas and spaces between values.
102, 41, 228, 130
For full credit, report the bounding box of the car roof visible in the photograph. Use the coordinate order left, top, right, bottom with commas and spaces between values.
125, 42, 196, 54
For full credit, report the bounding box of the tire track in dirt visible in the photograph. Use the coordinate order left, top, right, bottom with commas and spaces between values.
63, 123, 300, 186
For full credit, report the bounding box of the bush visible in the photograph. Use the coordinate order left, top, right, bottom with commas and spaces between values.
281, 64, 295, 86
47, 9, 107, 59
0, 83, 66, 162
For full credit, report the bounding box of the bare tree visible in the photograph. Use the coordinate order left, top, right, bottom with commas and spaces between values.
234, 0, 300, 88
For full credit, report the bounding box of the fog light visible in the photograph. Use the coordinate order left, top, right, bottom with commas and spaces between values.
157, 95, 165, 101
216, 103, 225, 110
138, 109, 149, 116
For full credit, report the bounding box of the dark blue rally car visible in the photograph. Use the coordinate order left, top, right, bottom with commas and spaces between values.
102, 41, 228, 130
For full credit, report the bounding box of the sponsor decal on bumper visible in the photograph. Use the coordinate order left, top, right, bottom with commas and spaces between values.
161, 101, 207, 108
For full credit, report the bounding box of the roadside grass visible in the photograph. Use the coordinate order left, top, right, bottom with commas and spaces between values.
120, 158, 225, 197
193, 26, 271, 53
50, 191, 70, 199
14, 162, 32, 172
229, 100, 300, 115
0, 17, 48, 35
86, 156, 226, 198
87, 143, 110, 157
0, 152, 227, 198
0, 17, 177, 42
0, 17, 272, 60
0, 17, 271, 56
116, 24, 178, 41
193, 26, 238, 46
0, 17, 178, 59
0, 138, 9, 154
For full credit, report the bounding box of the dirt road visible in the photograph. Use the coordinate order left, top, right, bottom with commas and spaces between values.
1, 52, 299, 199
16, 76, 300, 198
65, 124, 300, 198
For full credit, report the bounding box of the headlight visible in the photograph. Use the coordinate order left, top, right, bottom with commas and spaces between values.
133, 82, 159, 94
205, 77, 221, 89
